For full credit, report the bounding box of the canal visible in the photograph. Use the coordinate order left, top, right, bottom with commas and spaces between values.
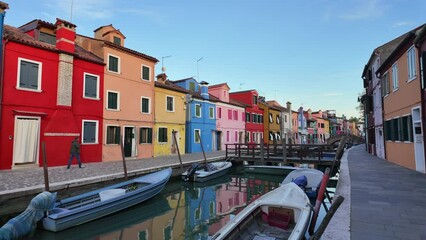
7, 166, 333, 240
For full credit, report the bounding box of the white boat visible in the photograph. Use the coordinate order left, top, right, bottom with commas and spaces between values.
282, 168, 324, 199
244, 165, 299, 175
181, 161, 232, 182
211, 182, 312, 240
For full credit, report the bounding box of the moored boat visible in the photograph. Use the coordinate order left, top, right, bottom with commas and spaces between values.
244, 165, 299, 175
42, 167, 172, 232
181, 161, 232, 182
211, 182, 312, 240
282, 168, 323, 199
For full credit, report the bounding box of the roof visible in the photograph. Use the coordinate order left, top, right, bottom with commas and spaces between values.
3, 24, 104, 65
170, 77, 196, 84
103, 41, 158, 63
208, 83, 230, 89
229, 89, 258, 95
155, 80, 189, 94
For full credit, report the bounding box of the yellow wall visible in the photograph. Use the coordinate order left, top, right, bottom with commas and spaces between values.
154, 86, 186, 157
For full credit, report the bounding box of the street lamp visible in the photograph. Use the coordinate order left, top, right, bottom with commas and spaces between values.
162, 55, 172, 73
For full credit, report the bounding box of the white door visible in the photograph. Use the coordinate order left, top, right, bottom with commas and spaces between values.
412, 108, 425, 173
13, 117, 40, 166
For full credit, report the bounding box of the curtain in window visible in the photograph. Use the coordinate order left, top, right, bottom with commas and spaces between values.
13, 118, 39, 164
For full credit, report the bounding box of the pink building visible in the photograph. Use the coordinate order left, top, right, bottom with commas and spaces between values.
209, 83, 246, 150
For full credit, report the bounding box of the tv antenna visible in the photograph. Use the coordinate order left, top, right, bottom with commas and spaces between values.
161, 55, 172, 73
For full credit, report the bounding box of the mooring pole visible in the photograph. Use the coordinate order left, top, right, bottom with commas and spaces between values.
173, 130, 184, 172
120, 139, 128, 180
42, 142, 49, 191
197, 130, 207, 164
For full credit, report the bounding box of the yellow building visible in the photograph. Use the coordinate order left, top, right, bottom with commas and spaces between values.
154, 74, 187, 157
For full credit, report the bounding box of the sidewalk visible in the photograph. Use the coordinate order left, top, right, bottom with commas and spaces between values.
323, 144, 426, 240
0, 151, 226, 201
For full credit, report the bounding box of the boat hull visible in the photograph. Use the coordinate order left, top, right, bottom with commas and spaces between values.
42, 168, 172, 232
244, 165, 298, 175
181, 161, 232, 182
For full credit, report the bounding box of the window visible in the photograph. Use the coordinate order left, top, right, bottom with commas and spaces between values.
209, 202, 215, 214
228, 109, 232, 120
269, 131, 274, 141
260, 115, 263, 123
233, 110, 238, 120
246, 113, 250, 122
252, 113, 256, 123
285, 115, 288, 123
39, 32, 56, 45
407, 46, 416, 81
158, 127, 168, 143
218, 107, 222, 118
209, 107, 214, 119
113, 36, 121, 45
276, 115, 280, 124
194, 129, 201, 143
108, 54, 120, 73
402, 115, 413, 142
139, 127, 152, 144
141, 97, 150, 114
195, 104, 201, 117
107, 91, 119, 110
142, 65, 150, 81
253, 95, 258, 105
139, 230, 147, 240
17, 58, 42, 91
189, 82, 195, 91
252, 132, 256, 142
83, 73, 99, 99
106, 126, 120, 144
166, 96, 174, 112
269, 113, 273, 123
392, 63, 398, 90
164, 225, 172, 240
381, 73, 390, 97
226, 131, 230, 142
82, 120, 98, 144
195, 208, 201, 220
246, 132, 250, 142
235, 131, 238, 142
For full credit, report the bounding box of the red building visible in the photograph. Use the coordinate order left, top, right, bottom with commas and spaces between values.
0, 19, 104, 170
229, 90, 264, 144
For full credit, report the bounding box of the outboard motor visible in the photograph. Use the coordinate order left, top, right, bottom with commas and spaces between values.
291, 175, 308, 190
184, 163, 199, 181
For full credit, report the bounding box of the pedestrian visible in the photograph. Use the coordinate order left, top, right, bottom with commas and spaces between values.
67, 136, 85, 170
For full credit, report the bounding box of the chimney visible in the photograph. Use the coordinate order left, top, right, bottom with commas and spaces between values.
55, 18, 76, 53
286, 101, 292, 113
200, 81, 209, 99
156, 73, 167, 83
0, 2, 9, 83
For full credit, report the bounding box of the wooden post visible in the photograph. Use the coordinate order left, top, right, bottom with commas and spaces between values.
260, 138, 264, 165
173, 130, 184, 172
42, 142, 49, 191
120, 139, 128, 181
309, 167, 330, 235
197, 130, 207, 164
282, 139, 287, 165
309, 195, 345, 240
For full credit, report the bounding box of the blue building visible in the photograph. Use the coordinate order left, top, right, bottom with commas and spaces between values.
171, 78, 217, 153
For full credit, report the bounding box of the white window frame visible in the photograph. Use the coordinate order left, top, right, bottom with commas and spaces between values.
141, 64, 151, 81
107, 54, 120, 73
194, 129, 201, 143
17, 58, 42, 92
82, 120, 99, 144
106, 90, 120, 111
141, 96, 151, 114
392, 63, 399, 91
407, 46, 417, 81
166, 95, 175, 112
83, 72, 100, 100
195, 104, 202, 118
209, 106, 214, 119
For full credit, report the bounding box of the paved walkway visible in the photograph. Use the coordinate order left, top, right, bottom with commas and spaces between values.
324, 144, 426, 240
0, 151, 226, 201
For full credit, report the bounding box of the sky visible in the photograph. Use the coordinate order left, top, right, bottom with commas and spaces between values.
4, 0, 426, 119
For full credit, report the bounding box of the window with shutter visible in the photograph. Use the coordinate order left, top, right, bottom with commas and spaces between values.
106, 126, 120, 144
141, 97, 150, 113
139, 127, 152, 144
83, 120, 98, 144
107, 91, 119, 110
18, 59, 41, 91
142, 66, 150, 81
158, 127, 168, 143
166, 96, 174, 112
108, 55, 120, 73
84, 73, 99, 99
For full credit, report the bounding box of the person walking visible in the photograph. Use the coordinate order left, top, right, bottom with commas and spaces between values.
67, 136, 85, 170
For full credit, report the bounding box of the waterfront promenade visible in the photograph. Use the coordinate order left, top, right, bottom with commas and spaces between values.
2, 145, 426, 239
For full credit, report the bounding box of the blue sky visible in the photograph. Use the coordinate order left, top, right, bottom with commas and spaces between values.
4, 0, 426, 118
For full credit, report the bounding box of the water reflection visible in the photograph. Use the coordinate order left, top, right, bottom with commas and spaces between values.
30, 168, 303, 240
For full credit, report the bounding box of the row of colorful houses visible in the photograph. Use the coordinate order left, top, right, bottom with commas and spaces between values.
0, 4, 358, 170
361, 22, 426, 173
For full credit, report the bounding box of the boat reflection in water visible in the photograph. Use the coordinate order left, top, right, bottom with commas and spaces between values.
31, 167, 308, 240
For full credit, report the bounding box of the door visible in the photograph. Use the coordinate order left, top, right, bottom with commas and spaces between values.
124, 127, 135, 158
216, 131, 221, 150
412, 108, 425, 173
13, 117, 40, 166
171, 130, 179, 154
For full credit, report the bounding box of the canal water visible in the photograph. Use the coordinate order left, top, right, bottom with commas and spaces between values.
16, 166, 332, 240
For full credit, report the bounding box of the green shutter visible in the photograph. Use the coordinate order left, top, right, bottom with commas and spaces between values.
142, 66, 150, 80
148, 128, 152, 143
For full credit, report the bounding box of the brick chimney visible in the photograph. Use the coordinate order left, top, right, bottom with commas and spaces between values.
55, 18, 76, 53
156, 73, 168, 83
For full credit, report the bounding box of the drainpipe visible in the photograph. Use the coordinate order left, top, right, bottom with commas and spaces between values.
0, 2, 9, 137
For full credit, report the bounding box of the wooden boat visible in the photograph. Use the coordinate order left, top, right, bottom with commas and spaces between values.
282, 168, 323, 199
244, 165, 299, 175
211, 182, 312, 240
42, 167, 172, 232
181, 161, 232, 182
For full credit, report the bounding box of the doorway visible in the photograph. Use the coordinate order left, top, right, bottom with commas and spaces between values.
13, 117, 40, 166
412, 107, 425, 173
124, 127, 135, 158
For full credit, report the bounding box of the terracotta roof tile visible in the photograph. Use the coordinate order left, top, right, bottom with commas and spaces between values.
104, 41, 158, 63
155, 80, 189, 94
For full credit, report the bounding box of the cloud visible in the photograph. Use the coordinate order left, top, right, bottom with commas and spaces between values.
43, 0, 114, 20
392, 21, 413, 28
338, 0, 383, 20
